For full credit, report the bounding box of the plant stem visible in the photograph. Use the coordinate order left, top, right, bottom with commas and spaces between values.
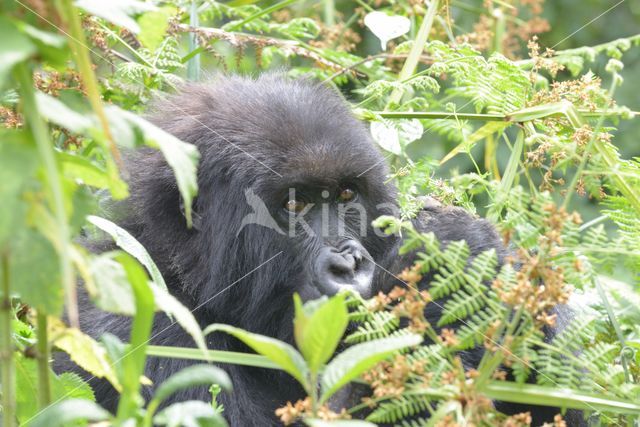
15, 63, 78, 330
36, 311, 51, 408
323, 0, 335, 26
1, 252, 15, 427
388, 0, 440, 105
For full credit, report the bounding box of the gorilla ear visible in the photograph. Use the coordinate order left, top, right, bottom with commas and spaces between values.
179, 198, 202, 231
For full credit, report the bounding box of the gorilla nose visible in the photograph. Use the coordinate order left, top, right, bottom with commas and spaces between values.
314, 240, 375, 298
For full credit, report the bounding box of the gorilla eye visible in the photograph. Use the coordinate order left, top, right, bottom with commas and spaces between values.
337, 188, 357, 203
285, 199, 307, 213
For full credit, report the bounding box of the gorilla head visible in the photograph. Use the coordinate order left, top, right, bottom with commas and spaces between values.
124, 74, 398, 338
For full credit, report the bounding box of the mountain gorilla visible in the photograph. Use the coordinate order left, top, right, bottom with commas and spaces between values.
63, 74, 577, 425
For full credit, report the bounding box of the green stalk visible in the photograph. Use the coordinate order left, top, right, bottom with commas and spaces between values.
1, 252, 15, 427
36, 312, 51, 408
374, 109, 636, 121
146, 345, 279, 369
54, 0, 122, 166
323, 0, 335, 26
387, 0, 440, 106
226, 0, 299, 31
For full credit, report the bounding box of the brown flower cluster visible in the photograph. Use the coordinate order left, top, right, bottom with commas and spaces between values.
275, 397, 350, 426
373, 279, 432, 333
457, 1, 550, 59
0, 106, 22, 129
310, 23, 362, 52
494, 203, 579, 327
530, 73, 610, 112
363, 354, 431, 398
33, 69, 85, 97
527, 36, 564, 79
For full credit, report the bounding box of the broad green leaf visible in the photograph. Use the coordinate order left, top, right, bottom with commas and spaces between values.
49, 316, 122, 390
306, 420, 377, 427
88, 215, 167, 290
293, 294, 348, 373
59, 151, 111, 190
29, 399, 110, 427
152, 285, 208, 352
88, 252, 136, 315
150, 365, 232, 408
36, 92, 94, 133
19, 23, 68, 67
0, 131, 38, 245
88, 216, 207, 351
205, 324, 310, 390
10, 229, 63, 315
154, 401, 228, 427
75, 0, 156, 34
0, 17, 35, 88
320, 334, 422, 403
108, 107, 200, 228
138, 6, 176, 51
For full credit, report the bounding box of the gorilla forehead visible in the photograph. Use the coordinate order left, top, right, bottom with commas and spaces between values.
150, 74, 384, 184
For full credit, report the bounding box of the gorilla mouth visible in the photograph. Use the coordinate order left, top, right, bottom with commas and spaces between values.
314, 240, 375, 298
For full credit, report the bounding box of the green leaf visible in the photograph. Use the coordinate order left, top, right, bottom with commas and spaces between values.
154, 401, 228, 427
36, 92, 94, 133
50, 316, 122, 390
0, 17, 35, 88
293, 294, 348, 373
205, 324, 310, 390
320, 334, 422, 403
151, 284, 208, 352
0, 131, 38, 246
116, 253, 155, 419
10, 229, 63, 314
87, 216, 207, 351
138, 6, 176, 51
29, 399, 110, 427
482, 381, 640, 414
19, 23, 68, 67
151, 365, 232, 408
59, 151, 111, 190
75, 0, 156, 34
88, 215, 167, 290
88, 252, 136, 315
107, 107, 200, 228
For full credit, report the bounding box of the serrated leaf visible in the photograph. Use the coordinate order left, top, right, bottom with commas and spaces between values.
205, 324, 310, 390
75, 0, 156, 34
107, 107, 200, 228
154, 401, 228, 427
10, 229, 63, 315
49, 316, 121, 390
293, 294, 348, 373
320, 334, 422, 403
151, 365, 232, 407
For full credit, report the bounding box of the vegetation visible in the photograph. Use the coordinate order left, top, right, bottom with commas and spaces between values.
1, 0, 639, 425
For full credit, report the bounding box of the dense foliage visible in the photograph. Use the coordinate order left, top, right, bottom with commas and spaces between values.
1, 0, 639, 425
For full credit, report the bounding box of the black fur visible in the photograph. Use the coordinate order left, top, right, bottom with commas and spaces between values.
57, 74, 581, 426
